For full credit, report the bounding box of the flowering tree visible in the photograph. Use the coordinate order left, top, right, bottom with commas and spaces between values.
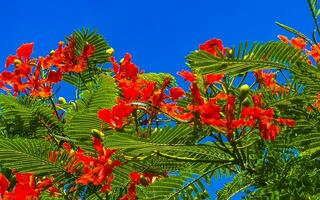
0, 1, 320, 199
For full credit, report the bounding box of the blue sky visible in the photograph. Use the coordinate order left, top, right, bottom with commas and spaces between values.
0, 0, 313, 199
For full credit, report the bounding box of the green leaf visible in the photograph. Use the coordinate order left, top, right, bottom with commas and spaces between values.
64, 74, 118, 151
186, 42, 303, 75
275, 22, 312, 44
63, 29, 112, 91
138, 73, 177, 86
0, 95, 63, 138
0, 138, 64, 176
217, 173, 253, 200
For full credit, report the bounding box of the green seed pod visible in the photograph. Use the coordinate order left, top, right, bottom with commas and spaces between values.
106, 48, 114, 55
50, 50, 55, 56
58, 97, 67, 104
91, 129, 104, 138
239, 84, 250, 101
14, 59, 22, 65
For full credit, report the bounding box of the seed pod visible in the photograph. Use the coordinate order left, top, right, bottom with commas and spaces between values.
50, 50, 55, 56
239, 84, 250, 101
14, 59, 22, 65
106, 48, 114, 55
91, 129, 104, 138
58, 97, 67, 104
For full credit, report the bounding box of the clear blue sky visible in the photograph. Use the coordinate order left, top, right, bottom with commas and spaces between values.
0, 0, 313, 199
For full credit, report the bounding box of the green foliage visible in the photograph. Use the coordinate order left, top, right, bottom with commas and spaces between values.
0, 138, 64, 176
186, 41, 304, 75
217, 173, 253, 200
138, 73, 177, 86
0, 95, 63, 138
63, 29, 112, 91
64, 74, 118, 151
1, 4, 320, 198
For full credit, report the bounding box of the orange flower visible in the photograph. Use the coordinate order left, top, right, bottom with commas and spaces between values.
199, 38, 225, 57
308, 43, 320, 61
5, 43, 34, 68
170, 87, 185, 101
205, 74, 224, 85
112, 53, 139, 81
278, 35, 289, 44
290, 37, 306, 50
177, 70, 196, 82
254, 70, 288, 95
50, 36, 95, 73
0, 173, 9, 196
76, 137, 122, 192
97, 102, 135, 129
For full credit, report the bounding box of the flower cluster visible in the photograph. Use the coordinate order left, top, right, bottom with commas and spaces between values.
278, 35, 307, 50
0, 37, 94, 98
278, 34, 320, 63
0, 172, 59, 200
254, 70, 288, 95
49, 136, 122, 193
121, 171, 160, 200
96, 38, 295, 141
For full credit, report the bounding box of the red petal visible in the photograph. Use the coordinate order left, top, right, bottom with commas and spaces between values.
177, 70, 196, 82
130, 172, 141, 184
16, 43, 34, 60
47, 70, 63, 84
170, 87, 185, 101
5, 55, 17, 68
0, 174, 9, 195
97, 109, 112, 124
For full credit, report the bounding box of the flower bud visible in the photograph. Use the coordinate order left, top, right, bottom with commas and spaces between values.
239, 84, 250, 100
58, 97, 67, 104
91, 128, 104, 138
50, 50, 55, 56
106, 48, 114, 55
14, 59, 22, 65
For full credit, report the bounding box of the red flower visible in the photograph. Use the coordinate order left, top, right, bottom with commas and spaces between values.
63, 142, 72, 152
308, 44, 320, 61
291, 37, 306, 50
47, 70, 63, 84
112, 53, 139, 81
121, 172, 159, 200
97, 102, 135, 129
277, 118, 295, 127
36, 86, 53, 98
6, 43, 34, 68
225, 95, 236, 138
177, 70, 196, 82
4, 172, 40, 200
170, 87, 185, 101
199, 99, 221, 123
92, 136, 103, 155
254, 70, 288, 94
130, 172, 141, 184
140, 81, 156, 102
240, 94, 295, 140
0, 174, 9, 196
50, 36, 94, 73
205, 74, 224, 85
199, 38, 225, 57
190, 83, 204, 105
